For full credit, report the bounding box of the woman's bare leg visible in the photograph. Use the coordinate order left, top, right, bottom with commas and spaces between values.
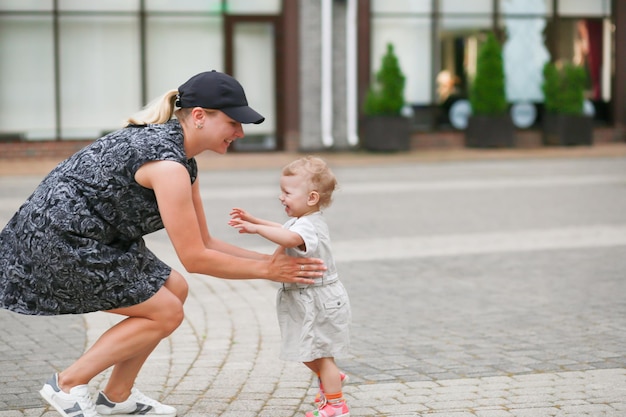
102, 271, 189, 401
56, 271, 188, 397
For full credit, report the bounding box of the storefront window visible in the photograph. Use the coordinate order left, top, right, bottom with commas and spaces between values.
227, 0, 281, 14
372, 16, 432, 104
59, 0, 139, 11
439, 16, 492, 88
557, 0, 611, 16
145, 0, 221, 13
0, 15, 55, 140
0, 0, 53, 11
59, 15, 141, 139
372, 0, 431, 14
436, 16, 492, 128
548, 1, 612, 120
500, 0, 552, 16
501, 0, 550, 104
146, 16, 223, 101
232, 22, 276, 146
441, 0, 492, 14
548, 17, 612, 119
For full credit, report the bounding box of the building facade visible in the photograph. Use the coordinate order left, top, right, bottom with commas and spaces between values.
0, 0, 624, 151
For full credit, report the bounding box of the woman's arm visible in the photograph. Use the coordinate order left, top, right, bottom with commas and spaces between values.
136, 160, 323, 283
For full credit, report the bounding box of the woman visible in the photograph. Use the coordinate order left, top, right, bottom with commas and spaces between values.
0, 70, 325, 417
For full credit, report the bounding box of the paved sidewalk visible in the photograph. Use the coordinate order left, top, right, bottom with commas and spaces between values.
1, 145, 625, 416
1, 142, 626, 177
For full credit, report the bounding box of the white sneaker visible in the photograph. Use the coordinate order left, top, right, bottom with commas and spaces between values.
95, 388, 176, 417
39, 374, 100, 417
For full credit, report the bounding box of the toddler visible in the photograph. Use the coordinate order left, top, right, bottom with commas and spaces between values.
229, 156, 351, 417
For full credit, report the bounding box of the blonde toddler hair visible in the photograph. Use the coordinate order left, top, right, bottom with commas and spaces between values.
282, 156, 337, 209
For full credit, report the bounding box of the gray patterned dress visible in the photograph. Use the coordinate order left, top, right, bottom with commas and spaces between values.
0, 119, 197, 315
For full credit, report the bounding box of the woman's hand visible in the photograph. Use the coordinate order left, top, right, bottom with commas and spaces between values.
268, 247, 325, 284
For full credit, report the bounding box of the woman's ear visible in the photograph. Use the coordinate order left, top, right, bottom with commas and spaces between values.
307, 191, 320, 206
191, 107, 206, 125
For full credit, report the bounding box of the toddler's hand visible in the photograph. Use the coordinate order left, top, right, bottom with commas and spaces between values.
228, 218, 257, 234
230, 207, 252, 221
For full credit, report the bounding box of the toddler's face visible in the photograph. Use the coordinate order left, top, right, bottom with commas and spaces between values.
279, 173, 316, 217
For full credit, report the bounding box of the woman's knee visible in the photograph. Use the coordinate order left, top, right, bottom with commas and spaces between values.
138, 287, 185, 337
107, 285, 185, 337
159, 295, 185, 336
165, 270, 189, 304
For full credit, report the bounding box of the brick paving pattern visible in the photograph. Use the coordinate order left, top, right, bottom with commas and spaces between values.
1, 146, 625, 416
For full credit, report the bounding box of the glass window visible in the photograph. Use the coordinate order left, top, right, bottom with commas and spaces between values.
145, 0, 222, 13
0, 15, 56, 140
502, 18, 550, 103
500, 0, 552, 16
501, 0, 550, 103
371, 17, 432, 104
58, 15, 141, 139
372, 0, 431, 14
550, 18, 611, 103
0, 0, 53, 11
227, 0, 281, 14
441, 16, 492, 32
58, 0, 139, 11
441, 0, 492, 14
232, 22, 276, 141
439, 16, 492, 90
557, 0, 611, 17
146, 16, 223, 102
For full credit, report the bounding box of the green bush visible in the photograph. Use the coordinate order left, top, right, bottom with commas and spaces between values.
363, 43, 406, 116
542, 62, 587, 115
469, 32, 508, 116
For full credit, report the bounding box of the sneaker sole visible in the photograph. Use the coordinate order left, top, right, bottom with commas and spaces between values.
96, 406, 176, 417
306, 410, 350, 417
40, 387, 78, 417
98, 413, 175, 417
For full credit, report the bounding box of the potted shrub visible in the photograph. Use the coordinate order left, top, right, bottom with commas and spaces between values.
541, 61, 592, 146
465, 32, 515, 148
361, 43, 411, 152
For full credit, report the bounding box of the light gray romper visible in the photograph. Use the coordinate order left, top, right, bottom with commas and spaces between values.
276, 212, 351, 362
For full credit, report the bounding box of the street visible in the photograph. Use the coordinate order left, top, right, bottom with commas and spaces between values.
1, 152, 625, 416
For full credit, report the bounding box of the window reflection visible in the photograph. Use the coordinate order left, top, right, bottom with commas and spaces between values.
373, 0, 613, 130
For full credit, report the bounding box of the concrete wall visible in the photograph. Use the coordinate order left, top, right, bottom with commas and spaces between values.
299, 0, 351, 151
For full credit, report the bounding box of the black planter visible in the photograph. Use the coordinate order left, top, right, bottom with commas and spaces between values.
465, 114, 515, 148
361, 115, 411, 152
542, 113, 593, 146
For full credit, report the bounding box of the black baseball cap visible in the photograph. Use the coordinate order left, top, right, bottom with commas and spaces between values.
176, 70, 265, 124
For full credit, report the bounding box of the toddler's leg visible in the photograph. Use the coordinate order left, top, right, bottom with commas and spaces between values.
304, 358, 350, 417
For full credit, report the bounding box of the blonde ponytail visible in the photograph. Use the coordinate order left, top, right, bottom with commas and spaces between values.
125, 89, 179, 126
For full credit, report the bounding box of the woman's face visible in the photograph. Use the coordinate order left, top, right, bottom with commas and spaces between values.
185, 108, 245, 156
203, 110, 245, 154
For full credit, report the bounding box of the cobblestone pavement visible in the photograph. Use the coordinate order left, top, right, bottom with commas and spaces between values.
1, 147, 625, 416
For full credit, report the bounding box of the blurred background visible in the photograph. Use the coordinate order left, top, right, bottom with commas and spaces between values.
0, 0, 623, 152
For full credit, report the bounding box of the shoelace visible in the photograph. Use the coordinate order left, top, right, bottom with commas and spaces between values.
74, 391, 99, 417
130, 389, 161, 407
318, 396, 328, 409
